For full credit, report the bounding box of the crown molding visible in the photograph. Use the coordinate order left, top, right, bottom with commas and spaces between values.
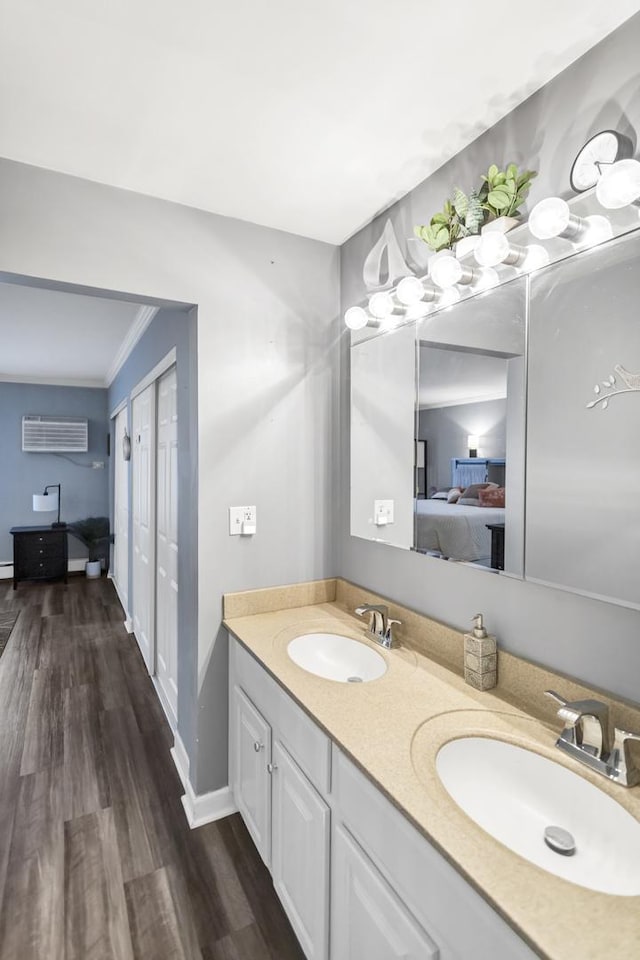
105, 304, 159, 386
0, 373, 104, 388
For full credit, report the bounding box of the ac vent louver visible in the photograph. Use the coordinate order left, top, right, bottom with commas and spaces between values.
22, 415, 89, 453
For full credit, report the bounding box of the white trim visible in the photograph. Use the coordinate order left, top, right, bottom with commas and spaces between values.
152, 674, 177, 733
418, 391, 508, 411
109, 396, 128, 420
107, 573, 133, 632
0, 557, 91, 579
0, 373, 103, 388
130, 347, 177, 401
170, 735, 237, 829
106, 305, 159, 386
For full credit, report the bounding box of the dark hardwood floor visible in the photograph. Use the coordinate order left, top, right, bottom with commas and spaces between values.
0, 577, 305, 960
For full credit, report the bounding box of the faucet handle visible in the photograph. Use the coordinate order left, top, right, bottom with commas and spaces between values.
544, 690, 610, 757
545, 690, 567, 707
384, 618, 401, 643
611, 728, 640, 787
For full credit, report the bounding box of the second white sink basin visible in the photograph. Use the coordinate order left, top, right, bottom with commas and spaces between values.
287, 632, 386, 683
436, 737, 640, 895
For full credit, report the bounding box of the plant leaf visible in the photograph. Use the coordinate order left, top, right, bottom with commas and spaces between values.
601, 399, 608, 410
488, 164, 499, 180
487, 189, 511, 210
594, 384, 600, 394
586, 400, 597, 408
452, 187, 469, 220
506, 163, 518, 180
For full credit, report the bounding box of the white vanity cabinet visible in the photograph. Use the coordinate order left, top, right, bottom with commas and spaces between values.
229, 637, 331, 960
332, 823, 439, 960
228, 634, 538, 960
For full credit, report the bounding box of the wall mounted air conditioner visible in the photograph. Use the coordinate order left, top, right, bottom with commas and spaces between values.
22, 415, 89, 453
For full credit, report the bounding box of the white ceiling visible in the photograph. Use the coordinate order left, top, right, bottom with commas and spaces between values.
0, 282, 150, 386
419, 346, 507, 409
1, 1, 638, 244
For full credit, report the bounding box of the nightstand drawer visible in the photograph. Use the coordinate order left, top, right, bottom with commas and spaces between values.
16, 537, 65, 562
22, 557, 67, 579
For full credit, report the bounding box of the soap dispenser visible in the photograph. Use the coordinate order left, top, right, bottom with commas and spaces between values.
464, 614, 497, 690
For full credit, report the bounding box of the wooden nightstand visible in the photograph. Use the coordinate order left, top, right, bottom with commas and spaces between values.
10, 526, 68, 589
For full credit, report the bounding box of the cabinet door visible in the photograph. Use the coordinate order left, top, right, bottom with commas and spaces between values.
272, 742, 330, 960
332, 824, 439, 960
233, 686, 272, 867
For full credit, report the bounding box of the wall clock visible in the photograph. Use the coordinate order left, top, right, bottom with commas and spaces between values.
570, 130, 633, 192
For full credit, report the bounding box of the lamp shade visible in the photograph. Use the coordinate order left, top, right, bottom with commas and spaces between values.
33, 493, 58, 512
467, 436, 479, 450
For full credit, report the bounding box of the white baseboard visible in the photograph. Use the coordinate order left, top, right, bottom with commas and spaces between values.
152, 675, 177, 734
107, 573, 132, 632
0, 558, 89, 580
170, 732, 237, 829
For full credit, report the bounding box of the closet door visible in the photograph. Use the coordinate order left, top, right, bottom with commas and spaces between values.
155, 366, 179, 724
112, 406, 129, 616
131, 383, 155, 671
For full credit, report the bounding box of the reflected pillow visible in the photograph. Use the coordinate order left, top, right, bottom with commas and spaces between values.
447, 487, 462, 503
460, 482, 497, 500
458, 497, 482, 506
431, 490, 449, 500
479, 486, 506, 507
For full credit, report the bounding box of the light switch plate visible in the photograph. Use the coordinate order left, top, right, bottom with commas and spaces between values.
374, 499, 394, 525
229, 505, 257, 535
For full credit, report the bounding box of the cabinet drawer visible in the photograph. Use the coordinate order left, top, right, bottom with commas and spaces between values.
19, 557, 67, 579
333, 749, 537, 960
16, 537, 65, 561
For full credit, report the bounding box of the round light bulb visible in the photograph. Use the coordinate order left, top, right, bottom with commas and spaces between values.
396, 276, 424, 305
429, 253, 462, 289
368, 291, 394, 319
521, 244, 550, 272
475, 232, 511, 267
581, 214, 613, 246
596, 159, 640, 209
344, 306, 369, 330
528, 197, 572, 239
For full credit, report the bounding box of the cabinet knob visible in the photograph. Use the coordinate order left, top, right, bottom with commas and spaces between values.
253, 741, 263, 752
267, 762, 278, 774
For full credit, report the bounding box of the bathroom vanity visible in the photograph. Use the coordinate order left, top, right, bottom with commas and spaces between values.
224, 578, 640, 960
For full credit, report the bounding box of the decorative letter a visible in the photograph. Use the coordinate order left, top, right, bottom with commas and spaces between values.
362, 218, 412, 292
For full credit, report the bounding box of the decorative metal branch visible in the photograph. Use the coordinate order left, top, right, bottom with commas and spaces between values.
586, 364, 640, 410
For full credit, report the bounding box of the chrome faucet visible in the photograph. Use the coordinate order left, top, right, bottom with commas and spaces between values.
545, 690, 640, 787
355, 603, 401, 650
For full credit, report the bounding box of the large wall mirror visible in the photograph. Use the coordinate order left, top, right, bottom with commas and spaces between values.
415, 277, 526, 577
350, 227, 640, 609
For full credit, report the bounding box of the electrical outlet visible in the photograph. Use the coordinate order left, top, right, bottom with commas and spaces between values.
229, 505, 257, 535
374, 499, 394, 525
92, 461, 105, 469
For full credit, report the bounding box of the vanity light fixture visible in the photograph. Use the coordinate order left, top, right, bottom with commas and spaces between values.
430, 252, 476, 290
344, 306, 379, 330
528, 197, 586, 240
368, 291, 405, 320
467, 435, 480, 458
395, 275, 439, 306
474, 232, 526, 268
595, 158, 640, 209
521, 244, 550, 272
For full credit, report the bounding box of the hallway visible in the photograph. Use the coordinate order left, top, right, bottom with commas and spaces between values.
0, 577, 304, 959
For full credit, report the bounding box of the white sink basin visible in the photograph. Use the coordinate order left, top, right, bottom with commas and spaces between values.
436, 737, 640, 896
287, 633, 386, 683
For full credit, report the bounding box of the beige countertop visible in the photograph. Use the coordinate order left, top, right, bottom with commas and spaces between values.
224, 579, 640, 960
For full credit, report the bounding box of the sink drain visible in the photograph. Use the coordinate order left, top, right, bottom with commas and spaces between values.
544, 825, 576, 856
347, 676, 363, 683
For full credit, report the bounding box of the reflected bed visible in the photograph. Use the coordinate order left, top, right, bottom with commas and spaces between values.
415, 499, 505, 562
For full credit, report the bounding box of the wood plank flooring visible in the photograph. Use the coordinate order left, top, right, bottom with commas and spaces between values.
0, 578, 305, 960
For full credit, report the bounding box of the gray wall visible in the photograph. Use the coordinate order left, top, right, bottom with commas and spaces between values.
0, 381, 109, 561
0, 161, 340, 794
419, 399, 507, 494
338, 12, 640, 705
107, 306, 198, 746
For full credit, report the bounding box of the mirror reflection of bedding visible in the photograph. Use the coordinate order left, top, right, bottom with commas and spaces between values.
415, 494, 505, 564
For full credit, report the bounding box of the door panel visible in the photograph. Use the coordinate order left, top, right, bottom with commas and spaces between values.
233, 686, 272, 866
131, 384, 154, 671
113, 407, 129, 613
272, 742, 330, 960
332, 825, 439, 960
155, 366, 178, 723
